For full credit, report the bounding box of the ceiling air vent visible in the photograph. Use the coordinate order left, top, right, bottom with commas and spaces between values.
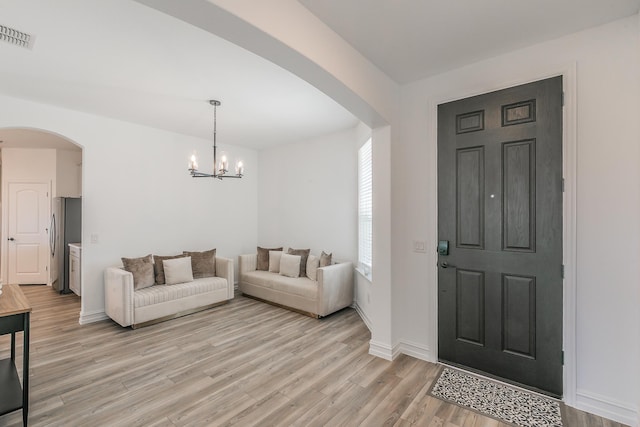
0, 24, 34, 49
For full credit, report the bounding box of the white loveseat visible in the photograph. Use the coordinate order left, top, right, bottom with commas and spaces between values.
104, 257, 234, 328
238, 253, 353, 318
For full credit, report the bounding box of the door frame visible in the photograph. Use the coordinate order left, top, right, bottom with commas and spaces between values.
426, 63, 577, 405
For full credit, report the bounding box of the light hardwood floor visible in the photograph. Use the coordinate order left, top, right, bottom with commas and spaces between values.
0, 285, 628, 427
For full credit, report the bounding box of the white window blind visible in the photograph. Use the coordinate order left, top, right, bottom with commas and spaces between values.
358, 139, 372, 274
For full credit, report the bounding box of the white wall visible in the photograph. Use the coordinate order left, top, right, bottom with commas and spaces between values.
1, 147, 56, 190
257, 127, 358, 262
56, 149, 82, 197
396, 15, 639, 425
2, 148, 56, 180
0, 94, 258, 323
1, 147, 57, 204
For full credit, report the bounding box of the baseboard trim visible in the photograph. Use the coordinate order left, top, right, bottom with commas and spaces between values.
79, 310, 109, 325
369, 340, 394, 360
395, 340, 434, 363
575, 389, 638, 427
353, 302, 372, 332
371, 340, 433, 362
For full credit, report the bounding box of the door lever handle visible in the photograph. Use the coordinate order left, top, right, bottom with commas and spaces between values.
440, 261, 456, 269
7, 237, 15, 241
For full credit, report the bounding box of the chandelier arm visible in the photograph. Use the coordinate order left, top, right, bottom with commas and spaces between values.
191, 174, 242, 179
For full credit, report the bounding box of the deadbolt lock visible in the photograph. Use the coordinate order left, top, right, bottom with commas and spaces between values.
437, 240, 449, 256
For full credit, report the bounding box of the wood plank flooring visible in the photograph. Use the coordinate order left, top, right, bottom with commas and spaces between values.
0, 285, 628, 427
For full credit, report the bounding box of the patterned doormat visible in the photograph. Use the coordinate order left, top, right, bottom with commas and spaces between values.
429, 367, 564, 427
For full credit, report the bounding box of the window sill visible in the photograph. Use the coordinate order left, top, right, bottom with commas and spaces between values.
355, 267, 372, 283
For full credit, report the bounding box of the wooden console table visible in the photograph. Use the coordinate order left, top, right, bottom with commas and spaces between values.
0, 285, 31, 426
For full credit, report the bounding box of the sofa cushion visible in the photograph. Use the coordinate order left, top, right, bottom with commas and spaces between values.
320, 251, 332, 267
164, 257, 194, 285
242, 270, 317, 299
306, 255, 320, 281
183, 249, 216, 278
242, 270, 276, 288
257, 246, 283, 271
280, 253, 301, 278
122, 254, 155, 290
287, 248, 310, 277
269, 250, 283, 273
266, 275, 318, 299
153, 253, 187, 285
134, 277, 228, 308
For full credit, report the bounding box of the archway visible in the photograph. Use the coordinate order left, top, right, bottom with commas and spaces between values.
0, 127, 83, 304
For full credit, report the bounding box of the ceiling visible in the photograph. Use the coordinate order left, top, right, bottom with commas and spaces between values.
0, 1, 638, 151
299, 0, 640, 83
0, 0, 359, 150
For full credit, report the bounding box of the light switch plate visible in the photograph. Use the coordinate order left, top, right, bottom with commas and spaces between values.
90, 233, 99, 244
413, 240, 426, 253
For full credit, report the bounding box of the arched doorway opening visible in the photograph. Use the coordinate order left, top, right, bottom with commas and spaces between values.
0, 127, 83, 298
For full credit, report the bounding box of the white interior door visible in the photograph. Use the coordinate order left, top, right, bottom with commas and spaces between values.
7, 182, 50, 284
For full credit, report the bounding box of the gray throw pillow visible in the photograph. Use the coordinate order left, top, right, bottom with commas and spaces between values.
122, 254, 155, 290
288, 248, 310, 277
153, 253, 187, 285
320, 251, 332, 267
257, 246, 283, 271
183, 249, 216, 278
306, 255, 320, 280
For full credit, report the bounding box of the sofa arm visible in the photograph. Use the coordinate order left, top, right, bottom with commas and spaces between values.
104, 266, 134, 327
215, 256, 234, 299
317, 262, 354, 317
238, 254, 257, 277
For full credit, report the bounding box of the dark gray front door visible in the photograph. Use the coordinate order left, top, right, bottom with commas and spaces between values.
437, 76, 563, 396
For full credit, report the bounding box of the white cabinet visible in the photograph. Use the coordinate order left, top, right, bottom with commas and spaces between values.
69, 243, 81, 296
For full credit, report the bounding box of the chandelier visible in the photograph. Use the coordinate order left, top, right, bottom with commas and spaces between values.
188, 100, 244, 179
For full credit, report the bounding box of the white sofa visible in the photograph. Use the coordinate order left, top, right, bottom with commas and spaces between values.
104, 257, 234, 328
238, 254, 354, 318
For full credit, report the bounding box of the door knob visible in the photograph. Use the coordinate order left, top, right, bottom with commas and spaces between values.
7, 237, 15, 241
440, 261, 456, 269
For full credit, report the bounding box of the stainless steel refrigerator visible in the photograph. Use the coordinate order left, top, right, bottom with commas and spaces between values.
51, 197, 81, 294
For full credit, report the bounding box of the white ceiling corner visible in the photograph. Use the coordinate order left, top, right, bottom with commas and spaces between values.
299, 0, 640, 84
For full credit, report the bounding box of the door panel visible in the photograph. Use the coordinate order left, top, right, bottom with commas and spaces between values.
502, 274, 536, 358
438, 76, 563, 396
456, 269, 485, 346
16, 244, 42, 273
8, 182, 50, 284
456, 147, 484, 248
503, 140, 536, 251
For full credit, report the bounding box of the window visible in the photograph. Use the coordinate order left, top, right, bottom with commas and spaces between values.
358, 138, 372, 276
